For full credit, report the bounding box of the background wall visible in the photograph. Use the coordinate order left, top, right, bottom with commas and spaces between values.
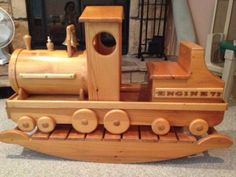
0, 0, 220, 51
188, 0, 216, 48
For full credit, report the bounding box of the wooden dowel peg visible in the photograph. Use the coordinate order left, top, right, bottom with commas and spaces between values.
23, 34, 32, 50
46, 36, 54, 51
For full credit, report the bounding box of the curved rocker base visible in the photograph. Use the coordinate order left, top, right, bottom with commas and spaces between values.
0, 127, 233, 163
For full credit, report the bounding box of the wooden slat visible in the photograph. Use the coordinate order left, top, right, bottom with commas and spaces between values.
122, 126, 140, 141
49, 125, 71, 140
19, 73, 76, 79
104, 131, 121, 141
31, 131, 50, 140
175, 127, 197, 143
140, 126, 158, 142
85, 126, 104, 141
159, 128, 178, 143
67, 128, 85, 140
177, 133, 197, 143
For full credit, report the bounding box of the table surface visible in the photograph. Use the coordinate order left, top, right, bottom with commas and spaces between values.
0, 99, 235, 177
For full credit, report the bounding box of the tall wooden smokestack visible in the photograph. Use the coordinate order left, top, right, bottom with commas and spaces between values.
79, 6, 123, 101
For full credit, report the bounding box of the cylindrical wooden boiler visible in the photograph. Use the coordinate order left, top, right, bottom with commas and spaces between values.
9, 49, 88, 95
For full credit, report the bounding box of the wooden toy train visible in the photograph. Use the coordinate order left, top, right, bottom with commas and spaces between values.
0, 6, 232, 163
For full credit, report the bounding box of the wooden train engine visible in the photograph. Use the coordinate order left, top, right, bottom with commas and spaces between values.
0, 6, 232, 163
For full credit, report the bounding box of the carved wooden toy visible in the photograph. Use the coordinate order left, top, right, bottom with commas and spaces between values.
0, 6, 233, 163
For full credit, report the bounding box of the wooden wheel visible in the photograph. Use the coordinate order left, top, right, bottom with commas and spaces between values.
17, 116, 36, 132
72, 109, 98, 133
189, 119, 209, 136
37, 116, 56, 133
151, 118, 170, 135
104, 109, 130, 134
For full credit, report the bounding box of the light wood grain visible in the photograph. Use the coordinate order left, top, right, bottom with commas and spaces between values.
23, 34, 32, 50
7, 97, 227, 111
72, 109, 98, 133
148, 41, 225, 102
174, 127, 197, 143
8, 49, 22, 92
0, 128, 232, 163
79, 6, 123, 23
104, 109, 130, 134
9, 50, 87, 95
81, 6, 122, 101
189, 119, 209, 136
151, 118, 170, 135
122, 126, 140, 141
2, 4, 232, 164
17, 88, 28, 100
19, 73, 76, 79
31, 131, 50, 140
37, 116, 56, 133
104, 130, 121, 141
159, 128, 178, 142
17, 116, 36, 132
67, 128, 85, 140
86, 126, 104, 141
6, 95, 226, 130
49, 126, 71, 140
65, 25, 78, 57
140, 126, 158, 142
120, 84, 150, 101
147, 61, 190, 80
8, 108, 224, 129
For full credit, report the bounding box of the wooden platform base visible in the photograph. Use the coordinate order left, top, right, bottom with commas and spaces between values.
0, 126, 232, 163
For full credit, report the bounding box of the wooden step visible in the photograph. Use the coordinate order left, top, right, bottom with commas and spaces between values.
67, 128, 85, 140
86, 126, 104, 141
159, 128, 178, 143
49, 125, 71, 140
31, 131, 50, 140
175, 127, 197, 143
30, 125, 198, 143
140, 126, 158, 142
104, 131, 121, 141
122, 126, 140, 141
